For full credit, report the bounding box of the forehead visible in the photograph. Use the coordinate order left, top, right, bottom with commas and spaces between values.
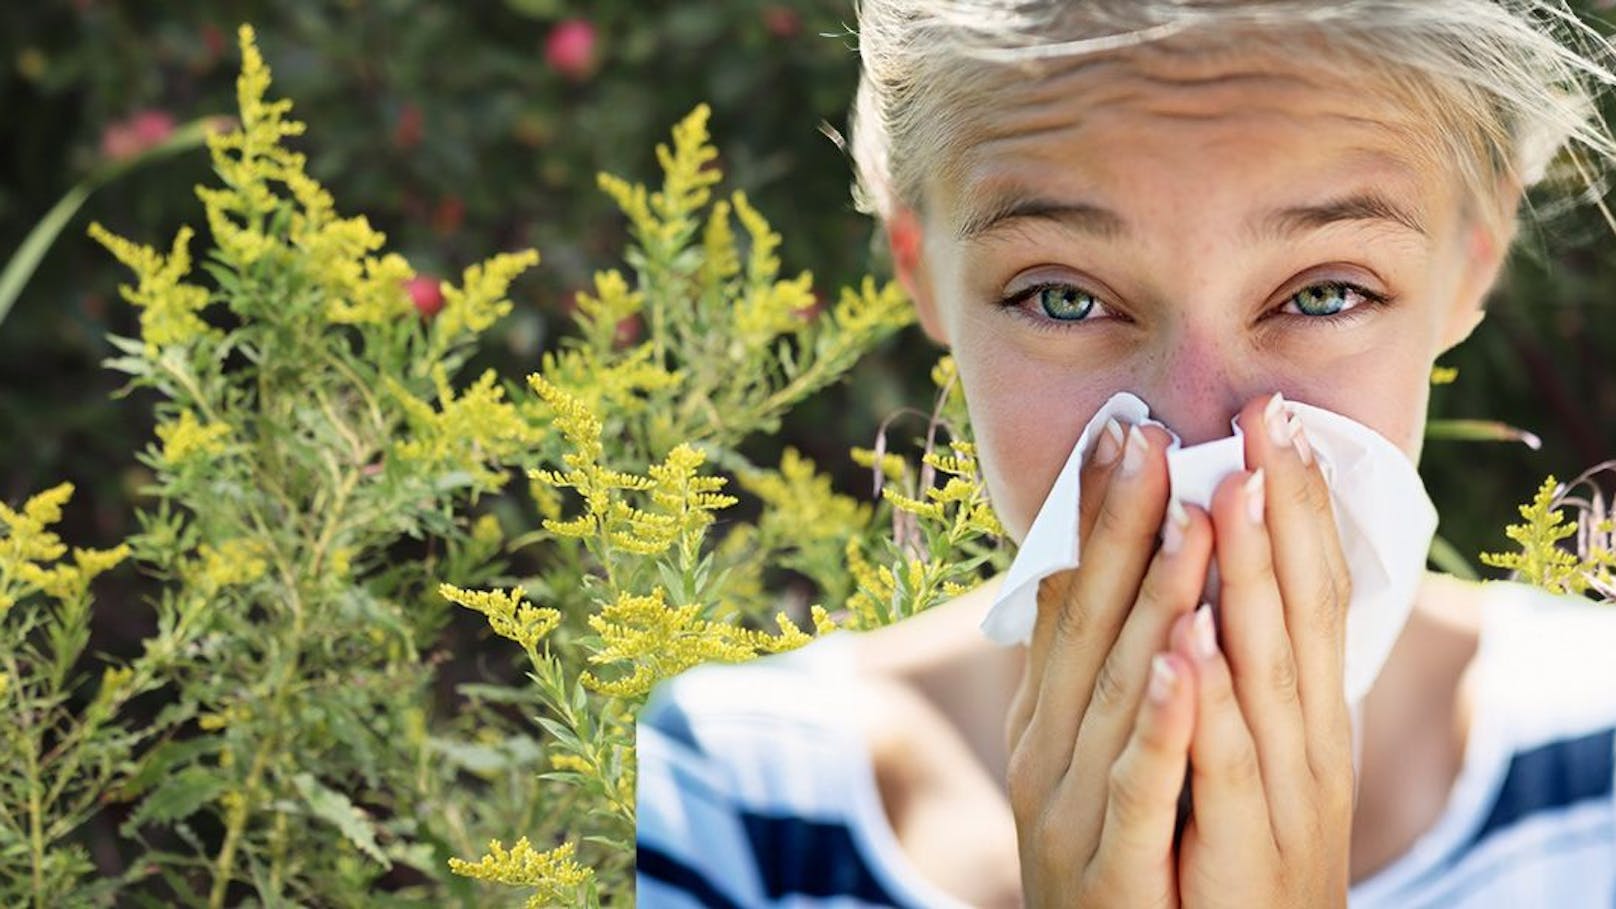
927, 36, 1458, 245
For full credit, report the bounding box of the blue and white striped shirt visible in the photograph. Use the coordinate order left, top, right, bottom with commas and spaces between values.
636, 579, 1616, 907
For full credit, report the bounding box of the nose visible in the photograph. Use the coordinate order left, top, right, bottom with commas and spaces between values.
1136, 327, 1253, 446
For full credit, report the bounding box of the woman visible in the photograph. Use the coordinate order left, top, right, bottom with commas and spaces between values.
636, 2, 1616, 905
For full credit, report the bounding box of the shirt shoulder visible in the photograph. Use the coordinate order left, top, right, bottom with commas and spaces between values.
1351, 580, 1616, 908
635, 632, 946, 908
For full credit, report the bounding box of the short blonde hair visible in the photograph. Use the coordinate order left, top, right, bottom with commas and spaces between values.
847, 1, 1616, 246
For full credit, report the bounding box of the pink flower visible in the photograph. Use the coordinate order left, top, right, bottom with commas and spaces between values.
100, 108, 176, 162
545, 19, 598, 82
405, 276, 445, 319
762, 6, 801, 39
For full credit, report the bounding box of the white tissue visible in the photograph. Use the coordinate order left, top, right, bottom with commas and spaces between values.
978, 391, 1437, 705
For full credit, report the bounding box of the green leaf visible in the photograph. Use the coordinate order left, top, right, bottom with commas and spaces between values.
1424, 418, 1542, 449
289, 773, 390, 868
122, 766, 228, 834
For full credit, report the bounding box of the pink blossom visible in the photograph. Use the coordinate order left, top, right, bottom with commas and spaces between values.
762, 6, 801, 38
405, 276, 445, 320
100, 108, 175, 162
545, 19, 598, 82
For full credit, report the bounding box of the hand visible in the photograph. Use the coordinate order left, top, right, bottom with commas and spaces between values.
1165, 392, 1356, 907
1004, 418, 1216, 907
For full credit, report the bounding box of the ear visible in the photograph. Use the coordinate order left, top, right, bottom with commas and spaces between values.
1438, 188, 1521, 354
887, 205, 950, 345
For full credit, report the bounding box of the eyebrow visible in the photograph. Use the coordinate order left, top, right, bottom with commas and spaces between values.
954, 188, 1430, 245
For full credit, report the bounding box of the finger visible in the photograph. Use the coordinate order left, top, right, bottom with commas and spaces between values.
1209, 465, 1312, 816
1021, 416, 1130, 731
1065, 500, 1212, 849
1169, 605, 1278, 861
1023, 423, 1174, 789
1081, 650, 1195, 875
1239, 393, 1354, 774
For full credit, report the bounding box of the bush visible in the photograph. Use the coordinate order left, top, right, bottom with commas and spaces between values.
0, 25, 1004, 906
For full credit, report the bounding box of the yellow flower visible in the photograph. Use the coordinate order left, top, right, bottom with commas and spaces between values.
448, 837, 593, 906
187, 539, 268, 593
598, 104, 721, 252
155, 409, 231, 465
436, 250, 541, 339
440, 584, 562, 653
86, 222, 213, 353
1481, 475, 1616, 595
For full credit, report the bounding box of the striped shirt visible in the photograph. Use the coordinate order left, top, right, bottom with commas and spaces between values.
636, 579, 1616, 907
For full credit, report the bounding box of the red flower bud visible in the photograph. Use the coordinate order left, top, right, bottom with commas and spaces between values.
762, 6, 801, 38
405, 276, 444, 319
545, 19, 598, 82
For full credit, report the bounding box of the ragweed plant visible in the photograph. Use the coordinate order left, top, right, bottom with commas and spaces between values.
843, 355, 1008, 629
0, 484, 133, 905
1, 25, 558, 908
1481, 467, 1616, 598
440, 103, 914, 905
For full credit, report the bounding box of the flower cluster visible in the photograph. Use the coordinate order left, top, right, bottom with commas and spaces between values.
1482, 474, 1616, 596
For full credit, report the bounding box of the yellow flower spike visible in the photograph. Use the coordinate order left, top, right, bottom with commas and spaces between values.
155, 410, 232, 465
549, 753, 593, 774
572, 269, 645, 350
448, 837, 594, 898
439, 584, 562, 652
597, 103, 723, 252
436, 249, 541, 339
597, 172, 658, 243
832, 275, 913, 336
851, 446, 907, 483
809, 604, 838, 635
390, 369, 539, 489
579, 586, 805, 698
187, 539, 267, 593
20, 482, 74, 527
734, 271, 817, 347
730, 190, 782, 286
86, 222, 213, 352
882, 487, 946, 523
700, 198, 741, 286
649, 104, 721, 229
1480, 475, 1613, 596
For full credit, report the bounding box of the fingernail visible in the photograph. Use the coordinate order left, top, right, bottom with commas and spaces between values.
1149, 653, 1178, 704
1192, 603, 1218, 662
1264, 392, 1296, 448
1288, 415, 1314, 466
1244, 468, 1265, 524
1121, 424, 1149, 477
1094, 417, 1125, 467
1162, 497, 1189, 554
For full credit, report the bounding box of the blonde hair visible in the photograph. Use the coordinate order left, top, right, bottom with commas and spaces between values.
846, 1, 1616, 247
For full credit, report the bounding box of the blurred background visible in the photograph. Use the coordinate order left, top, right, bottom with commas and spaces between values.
2, 0, 1614, 645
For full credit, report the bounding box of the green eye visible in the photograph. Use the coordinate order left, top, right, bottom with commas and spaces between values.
1037, 285, 1096, 321
1291, 284, 1350, 316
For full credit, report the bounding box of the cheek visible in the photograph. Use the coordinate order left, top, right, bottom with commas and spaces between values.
955, 342, 1110, 545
